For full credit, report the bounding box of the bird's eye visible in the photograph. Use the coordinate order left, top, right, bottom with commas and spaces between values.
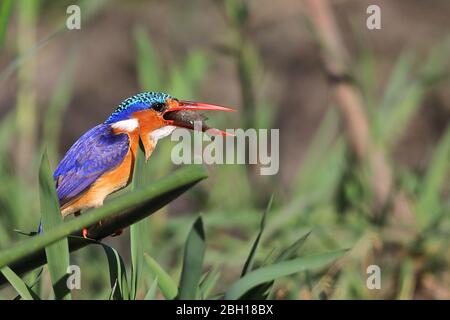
153, 102, 166, 112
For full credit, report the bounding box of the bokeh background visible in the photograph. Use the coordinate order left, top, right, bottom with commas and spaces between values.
0, 0, 449, 299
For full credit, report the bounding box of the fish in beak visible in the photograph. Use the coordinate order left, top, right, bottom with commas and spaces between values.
163, 99, 235, 136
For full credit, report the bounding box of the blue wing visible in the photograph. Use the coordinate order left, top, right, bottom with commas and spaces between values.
54, 124, 130, 206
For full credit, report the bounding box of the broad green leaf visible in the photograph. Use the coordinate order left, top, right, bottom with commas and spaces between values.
0, 165, 208, 272
241, 195, 273, 276
1, 266, 39, 300
177, 216, 206, 300
39, 151, 71, 300
145, 277, 159, 300
225, 250, 347, 300
130, 142, 151, 299
144, 254, 178, 300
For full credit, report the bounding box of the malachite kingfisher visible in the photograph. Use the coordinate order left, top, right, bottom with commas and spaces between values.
50, 92, 233, 237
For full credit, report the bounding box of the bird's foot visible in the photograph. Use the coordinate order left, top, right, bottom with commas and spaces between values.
82, 228, 89, 239
111, 229, 123, 237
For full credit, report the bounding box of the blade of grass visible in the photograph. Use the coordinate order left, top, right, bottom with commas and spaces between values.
145, 277, 159, 300
241, 230, 312, 300
102, 243, 130, 300
70, 236, 130, 300
43, 48, 77, 161
276, 230, 312, 261
294, 109, 340, 195
144, 253, 178, 300
177, 216, 206, 300
380, 51, 415, 112
1, 266, 39, 300
15, 0, 39, 179
134, 26, 162, 91
0, 0, 13, 50
108, 279, 118, 300
416, 125, 450, 228
397, 258, 415, 300
225, 250, 347, 300
168, 51, 208, 98
39, 150, 71, 300
241, 195, 273, 276
130, 142, 151, 299
198, 266, 220, 300
0, 165, 208, 271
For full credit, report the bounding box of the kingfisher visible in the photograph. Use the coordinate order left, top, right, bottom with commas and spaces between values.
49, 92, 233, 237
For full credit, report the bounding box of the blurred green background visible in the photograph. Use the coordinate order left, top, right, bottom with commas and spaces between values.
0, 0, 449, 299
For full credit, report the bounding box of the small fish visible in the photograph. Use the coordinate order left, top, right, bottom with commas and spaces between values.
163, 110, 211, 132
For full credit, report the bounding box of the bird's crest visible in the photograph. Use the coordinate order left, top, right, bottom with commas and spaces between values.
105, 92, 172, 124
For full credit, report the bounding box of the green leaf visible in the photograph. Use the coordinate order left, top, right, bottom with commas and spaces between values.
72, 236, 129, 300
225, 250, 347, 300
145, 277, 159, 300
0, 0, 13, 50
134, 26, 162, 91
379, 44, 450, 146
416, 125, 450, 228
0, 165, 208, 272
293, 109, 342, 196
241, 231, 312, 300
241, 195, 273, 276
130, 142, 151, 299
198, 267, 220, 300
43, 49, 77, 161
39, 150, 71, 300
380, 83, 424, 146
168, 51, 208, 99
144, 254, 178, 300
380, 51, 415, 112
101, 243, 130, 300
397, 258, 415, 300
177, 216, 206, 300
181, 51, 209, 99
1, 266, 39, 300
276, 230, 312, 261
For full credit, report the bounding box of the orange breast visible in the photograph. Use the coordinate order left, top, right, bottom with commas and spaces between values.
60, 130, 140, 217
60, 110, 163, 217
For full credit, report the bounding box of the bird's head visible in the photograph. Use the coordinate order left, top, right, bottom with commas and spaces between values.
105, 92, 234, 137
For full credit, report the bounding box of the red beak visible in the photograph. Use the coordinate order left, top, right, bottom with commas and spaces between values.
169, 100, 236, 113
163, 99, 235, 136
